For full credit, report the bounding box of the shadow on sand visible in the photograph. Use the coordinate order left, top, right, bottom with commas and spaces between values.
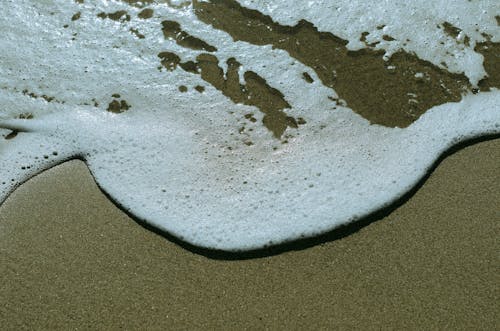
92, 134, 497, 260
3, 134, 496, 260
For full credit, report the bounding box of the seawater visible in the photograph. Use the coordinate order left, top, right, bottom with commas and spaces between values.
0, 0, 499, 251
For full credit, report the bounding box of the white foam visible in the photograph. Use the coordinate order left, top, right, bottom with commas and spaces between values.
238, 0, 500, 85
1, 0, 499, 251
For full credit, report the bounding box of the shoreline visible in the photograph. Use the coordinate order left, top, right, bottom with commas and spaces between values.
1, 138, 498, 329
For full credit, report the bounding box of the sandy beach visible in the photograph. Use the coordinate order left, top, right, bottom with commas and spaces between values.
1, 1, 499, 329
0, 138, 498, 330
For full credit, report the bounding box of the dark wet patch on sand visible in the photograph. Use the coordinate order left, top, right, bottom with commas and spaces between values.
193, 0, 475, 128
18, 113, 34, 120
22, 89, 58, 103
4, 131, 18, 140
162, 20, 217, 52
302, 72, 314, 84
71, 12, 81, 21
138, 8, 154, 19
107, 94, 131, 113
98, 10, 131, 22
475, 41, 500, 91
121, 0, 151, 5
441, 22, 462, 39
122, 0, 191, 9
3, 113, 34, 140
441, 21, 470, 46
130, 27, 145, 39
157, 51, 182, 71
158, 51, 302, 137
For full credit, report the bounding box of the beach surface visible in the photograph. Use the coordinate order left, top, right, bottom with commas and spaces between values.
0, 138, 498, 330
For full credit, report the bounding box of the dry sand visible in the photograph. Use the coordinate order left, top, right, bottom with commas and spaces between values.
0, 138, 498, 330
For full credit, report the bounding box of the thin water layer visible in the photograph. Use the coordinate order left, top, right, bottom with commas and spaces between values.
161, 20, 217, 52
158, 51, 299, 137
194, 0, 475, 128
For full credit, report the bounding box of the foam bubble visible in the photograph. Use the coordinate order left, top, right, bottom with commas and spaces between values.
0, 0, 498, 251
238, 0, 500, 85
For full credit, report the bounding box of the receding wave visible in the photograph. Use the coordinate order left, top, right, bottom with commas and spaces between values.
0, 0, 499, 251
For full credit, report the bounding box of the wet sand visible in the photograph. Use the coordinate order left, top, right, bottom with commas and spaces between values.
0, 138, 498, 330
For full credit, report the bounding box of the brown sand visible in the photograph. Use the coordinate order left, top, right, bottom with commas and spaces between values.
0, 139, 498, 330
1, 1, 498, 329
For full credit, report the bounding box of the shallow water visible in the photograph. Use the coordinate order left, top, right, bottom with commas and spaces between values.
0, 0, 499, 250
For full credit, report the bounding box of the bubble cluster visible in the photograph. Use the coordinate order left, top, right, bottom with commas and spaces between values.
0, 0, 498, 251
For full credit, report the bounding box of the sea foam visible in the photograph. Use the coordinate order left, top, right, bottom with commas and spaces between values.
0, 0, 498, 251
